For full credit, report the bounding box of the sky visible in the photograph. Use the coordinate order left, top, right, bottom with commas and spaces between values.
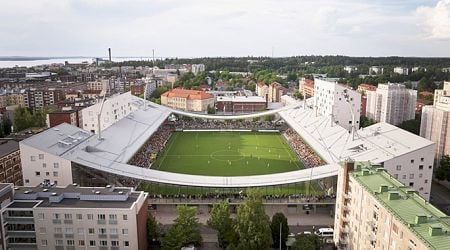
0, 0, 449, 58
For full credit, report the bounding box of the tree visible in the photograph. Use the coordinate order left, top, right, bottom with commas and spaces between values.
161, 205, 202, 250
270, 212, 289, 249
232, 189, 272, 250
291, 234, 323, 250
397, 119, 421, 135
13, 106, 32, 132
3, 116, 12, 136
207, 200, 235, 248
147, 213, 159, 245
436, 155, 450, 182
207, 104, 216, 114
360, 115, 376, 128
293, 90, 304, 100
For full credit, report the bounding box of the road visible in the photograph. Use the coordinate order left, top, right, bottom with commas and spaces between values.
430, 180, 450, 215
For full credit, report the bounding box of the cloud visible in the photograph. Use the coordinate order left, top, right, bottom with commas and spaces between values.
416, 0, 450, 39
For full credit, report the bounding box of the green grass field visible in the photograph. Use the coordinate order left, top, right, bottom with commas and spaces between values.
152, 131, 303, 176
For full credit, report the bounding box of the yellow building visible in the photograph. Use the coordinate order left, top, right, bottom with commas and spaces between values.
160, 88, 214, 112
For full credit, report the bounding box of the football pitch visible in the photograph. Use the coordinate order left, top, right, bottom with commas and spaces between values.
151, 131, 304, 176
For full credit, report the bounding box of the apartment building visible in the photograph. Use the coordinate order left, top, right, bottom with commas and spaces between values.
160, 88, 214, 112
298, 78, 315, 97
191, 64, 206, 75
46, 109, 82, 128
420, 81, 450, 162
0, 140, 22, 185
313, 78, 361, 130
82, 92, 140, 134
215, 96, 266, 114
0, 94, 24, 108
334, 161, 450, 250
256, 82, 269, 99
268, 82, 286, 102
344, 66, 357, 74
366, 83, 417, 125
394, 67, 410, 75
87, 80, 110, 96
0, 183, 148, 250
369, 66, 384, 75
22, 88, 64, 110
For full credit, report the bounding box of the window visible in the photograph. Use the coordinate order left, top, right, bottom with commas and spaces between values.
396, 165, 401, 171
77, 228, 84, 235
99, 228, 107, 234
30, 156, 36, 161
53, 171, 58, 177
419, 173, 423, 178
76, 214, 82, 220
111, 241, 119, 246
39, 227, 46, 233
41, 240, 47, 246
42, 163, 46, 168
25, 179, 29, 184
421, 157, 424, 162
100, 240, 107, 246
123, 214, 128, 220
88, 228, 95, 234
35, 171, 40, 176
425, 179, 428, 183
411, 159, 414, 164
67, 240, 75, 246
79, 240, 85, 246
402, 175, 406, 179
124, 241, 130, 247
429, 165, 432, 169
409, 182, 414, 187
409, 174, 414, 179
87, 214, 93, 220
56, 240, 63, 246
89, 240, 96, 246
45, 172, 49, 176
110, 228, 118, 235
53, 163, 59, 168
122, 229, 128, 235
109, 214, 117, 220
98, 214, 106, 220
65, 228, 73, 234
39, 154, 44, 159
55, 228, 62, 233
54, 214, 60, 219
64, 214, 72, 220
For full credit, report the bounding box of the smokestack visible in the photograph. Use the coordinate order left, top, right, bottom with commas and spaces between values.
108, 48, 112, 62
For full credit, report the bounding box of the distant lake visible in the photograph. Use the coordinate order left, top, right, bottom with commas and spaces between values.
0, 57, 154, 68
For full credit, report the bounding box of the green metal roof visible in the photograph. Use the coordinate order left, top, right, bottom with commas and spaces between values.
350, 162, 450, 250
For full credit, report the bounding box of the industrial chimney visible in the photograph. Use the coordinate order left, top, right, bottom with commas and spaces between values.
108, 48, 112, 61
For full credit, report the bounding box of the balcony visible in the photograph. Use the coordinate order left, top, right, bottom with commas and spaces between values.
7, 243, 37, 250
109, 220, 118, 225
97, 220, 106, 225
5, 231, 35, 238
109, 234, 119, 239
54, 233, 63, 238
52, 219, 61, 224
65, 233, 74, 238
98, 234, 107, 239
66, 246, 75, 250
63, 220, 73, 224
4, 216, 34, 224
342, 216, 350, 222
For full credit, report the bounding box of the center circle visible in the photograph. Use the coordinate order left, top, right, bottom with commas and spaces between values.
210, 150, 245, 162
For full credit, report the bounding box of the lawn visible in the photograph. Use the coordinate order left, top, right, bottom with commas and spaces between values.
151, 131, 303, 176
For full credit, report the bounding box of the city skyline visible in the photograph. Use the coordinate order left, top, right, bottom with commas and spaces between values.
1, 0, 450, 58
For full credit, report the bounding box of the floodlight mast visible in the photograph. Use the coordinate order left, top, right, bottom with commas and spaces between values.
97, 95, 107, 140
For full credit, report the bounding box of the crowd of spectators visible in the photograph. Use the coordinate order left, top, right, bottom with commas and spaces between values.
174, 119, 279, 130
284, 128, 326, 168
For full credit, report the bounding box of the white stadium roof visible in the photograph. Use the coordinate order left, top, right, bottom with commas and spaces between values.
20, 95, 434, 187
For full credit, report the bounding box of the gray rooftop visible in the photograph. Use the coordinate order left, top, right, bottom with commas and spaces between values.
0, 140, 19, 158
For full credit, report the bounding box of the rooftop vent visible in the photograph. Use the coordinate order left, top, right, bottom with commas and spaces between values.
43, 189, 48, 192
415, 215, 428, 224
106, 185, 112, 188
388, 191, 400, 200
23, 190, 31, 194
361, 169, 370, 176
14, 187, 19, 190
429, 225, 443, 236
379, 185, 388, 193
118, 191, 123, 195
51, 192, 58, 196
72, 183, 77, 186
95, 191, 101, 195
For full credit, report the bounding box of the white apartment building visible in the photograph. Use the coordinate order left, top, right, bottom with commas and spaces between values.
420, 81, 450, 162
256, 83, 269, 99
82, 92, 140, 134
344, 66, 357, 74
0, 183, 148, 250
313, 78, 361, 130
369, 66, 384, 75
394, 66, 409, 75
191, 64, 205, 75
366, 83, 417, 125
334, 162, 450, 249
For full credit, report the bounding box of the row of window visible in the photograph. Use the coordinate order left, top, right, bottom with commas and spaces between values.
35, 171, 58, 177
46, 213, 127, 221
43, 239, 129, 247
45, 227, 128, 235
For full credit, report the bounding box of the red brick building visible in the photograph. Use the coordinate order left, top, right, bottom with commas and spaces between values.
215, 96, 267, 113
47, 109, 82, 128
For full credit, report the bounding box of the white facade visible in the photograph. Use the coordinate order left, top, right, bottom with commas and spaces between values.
19, 143, 73, 187
369, 66, 384, 75
87, 80, 110, 96
343, 66, 357, 74
313, 78, 361, 130
191, 64, 205, 75
394, 67, 409, 75
82, 92, 139, 134
366, 83, 417, 125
